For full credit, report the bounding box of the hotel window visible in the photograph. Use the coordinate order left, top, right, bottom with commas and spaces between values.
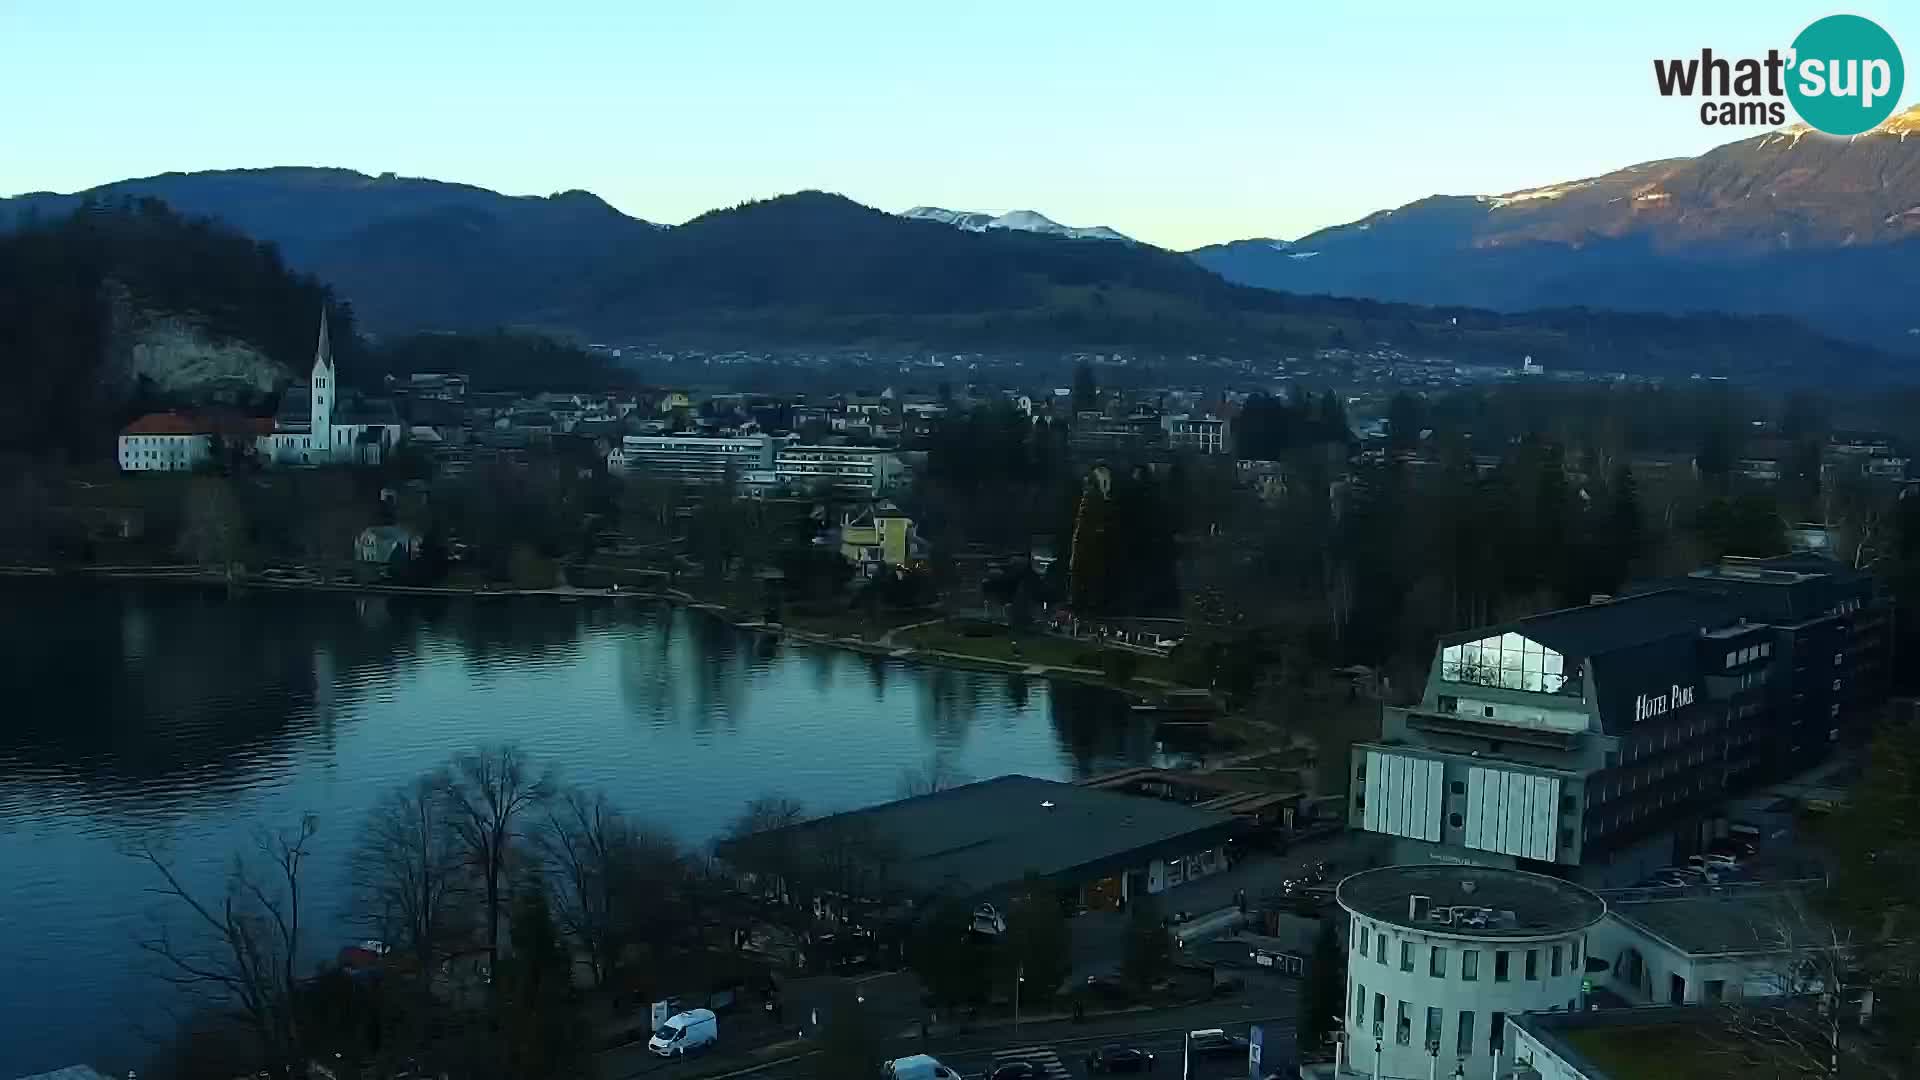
1456, 1012, 1475, 1057
1494, 951, 1510, 982
1377, 936, 1387, 965
1490, 1011, 1506, 1055
1461, 950, 1479, 981
1359, 925, 1370, 957
1373, 993, 1385, 1037
1525, 949, 1539, 980
1430, 946, 1446, 978
1355, 982, 1367, 1026
1725, 652, 1736, 669
1572, 939, 1581, 967
1426, 1006, 1443, 1050
1396, 1001, 1411, 1046
1401, 941, 1414, 972
1551, 945, 1563, 977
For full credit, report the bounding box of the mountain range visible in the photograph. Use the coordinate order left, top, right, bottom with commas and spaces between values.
1189, 105, 1920, 352
6, 111, 1920, 383
900, 206, 1134, 243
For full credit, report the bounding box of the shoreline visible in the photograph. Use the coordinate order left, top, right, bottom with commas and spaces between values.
0, 564, 1184, 703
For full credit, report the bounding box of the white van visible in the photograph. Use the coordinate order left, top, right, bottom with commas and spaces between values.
885, 1054, 962, 1080
648, 1008, 718, 1057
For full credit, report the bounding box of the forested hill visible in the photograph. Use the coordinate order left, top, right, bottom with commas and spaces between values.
4, 173, 1903, 386
0, 198, 359, 459
577, 192, 1898, 384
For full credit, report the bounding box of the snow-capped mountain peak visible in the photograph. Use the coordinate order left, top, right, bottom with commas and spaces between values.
901, 205, 1133, 243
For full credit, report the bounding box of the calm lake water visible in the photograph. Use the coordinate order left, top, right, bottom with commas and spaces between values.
0, 579, 1174, 1076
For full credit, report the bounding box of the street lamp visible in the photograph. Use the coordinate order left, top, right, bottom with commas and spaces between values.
1013, 964, 1025, 1037
1373, 1038, 1383, 1080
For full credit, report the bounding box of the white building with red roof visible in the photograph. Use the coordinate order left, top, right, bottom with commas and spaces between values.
117, 311, 403, 471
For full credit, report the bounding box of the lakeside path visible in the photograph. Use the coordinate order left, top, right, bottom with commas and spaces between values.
0, 565, 1192, 701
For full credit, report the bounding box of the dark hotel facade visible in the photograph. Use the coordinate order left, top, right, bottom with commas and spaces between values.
1350, 554, 1886, 886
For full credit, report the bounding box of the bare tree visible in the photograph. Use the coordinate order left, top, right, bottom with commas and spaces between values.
177, 476, 248, 579
352, 772, 470, 990
442, 745, 552, 976
538, 786, 682, 987
1704, 889, 1873, 1079
129, 815, 318, 1073
721, 794, 806, 904
896, 755, 969, 798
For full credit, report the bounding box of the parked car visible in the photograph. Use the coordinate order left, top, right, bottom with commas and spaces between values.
971, 903, 1007, 936
1084, 973, 1137, 1004
1087, 1045, 1156, 1073
886, 1054, 962, 1080
648, 1008, 718, 1057
1188, 1029, 1250, 1058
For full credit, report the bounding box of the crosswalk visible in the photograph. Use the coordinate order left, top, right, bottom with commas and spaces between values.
985, 1045, 1074, 1079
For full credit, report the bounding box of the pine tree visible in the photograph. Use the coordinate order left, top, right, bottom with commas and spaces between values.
497, 884, 584, 1079
1298, 919, 1345, 1057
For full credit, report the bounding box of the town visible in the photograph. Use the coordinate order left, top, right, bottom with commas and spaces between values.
5, 299, 1918, 1080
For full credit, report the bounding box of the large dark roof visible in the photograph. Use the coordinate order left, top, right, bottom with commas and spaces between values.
1461, 589, 1736, 658
759, 774, 1240, 898
1628, 554, 1873, 626
1337, 865, 1606, 938
1608, 885, 1831, 956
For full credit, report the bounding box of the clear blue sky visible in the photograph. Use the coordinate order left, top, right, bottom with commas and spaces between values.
3, 0, 1915, 249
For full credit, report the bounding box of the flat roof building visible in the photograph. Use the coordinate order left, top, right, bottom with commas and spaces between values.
608, 433, 779, 483
1587, 881, 1839, 1008
1350, 555, 1885, 888
722, 774, 1242, 914
1337, 865, 1606, 1080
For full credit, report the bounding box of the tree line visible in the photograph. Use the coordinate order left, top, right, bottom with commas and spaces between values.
127, 744, 778, 1079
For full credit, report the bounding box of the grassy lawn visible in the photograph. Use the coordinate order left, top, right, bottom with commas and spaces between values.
1564, 1024, 1755, 1080
785, 607, 935, 640
898, 623, 1181, 683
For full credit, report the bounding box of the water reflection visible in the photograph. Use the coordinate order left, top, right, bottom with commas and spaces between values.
0, 578, 1170, 1076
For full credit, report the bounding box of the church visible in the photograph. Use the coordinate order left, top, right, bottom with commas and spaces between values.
254, 311, 404, 466
117, 312, 404, 471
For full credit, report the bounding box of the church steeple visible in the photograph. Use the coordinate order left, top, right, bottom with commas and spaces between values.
314, 308, 334, 373
311, 308, 334, 451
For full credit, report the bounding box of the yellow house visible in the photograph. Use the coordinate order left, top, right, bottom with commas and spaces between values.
839, 504, 917, 575
657, 390, 693, 414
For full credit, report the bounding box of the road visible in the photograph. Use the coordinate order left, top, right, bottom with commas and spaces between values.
621, 994, 1300, 1080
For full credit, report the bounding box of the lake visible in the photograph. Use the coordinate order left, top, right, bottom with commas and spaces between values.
0, 578, 1178, 1075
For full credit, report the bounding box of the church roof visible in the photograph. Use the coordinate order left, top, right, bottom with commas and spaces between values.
335, 395, 401, 426
315, 309, 334, 372
274, 385, 313, 428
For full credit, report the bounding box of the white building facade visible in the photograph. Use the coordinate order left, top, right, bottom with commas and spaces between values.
774, 444, 901, 497
117, 422, 214, 471
1338, 866, 1606, 1080
607, 433, 779, 483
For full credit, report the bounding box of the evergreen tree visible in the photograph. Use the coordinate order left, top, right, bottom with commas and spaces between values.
1605, 463, 1643, 586
813, 985, 883, 1080
1315, 389, 1351, 444
1001, 873, 1071, 1007
1071, 361, 1098, 417
1121, 895, 1171, 990
1069, 466, 1115, 612
1298, 920, 1345, 1058
496, 884, 584, 1079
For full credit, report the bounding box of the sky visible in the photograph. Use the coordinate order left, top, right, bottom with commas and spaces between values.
3, 0, 1917, 249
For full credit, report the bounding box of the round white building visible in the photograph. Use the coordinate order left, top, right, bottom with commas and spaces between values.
1336, 865, 1606, 1080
